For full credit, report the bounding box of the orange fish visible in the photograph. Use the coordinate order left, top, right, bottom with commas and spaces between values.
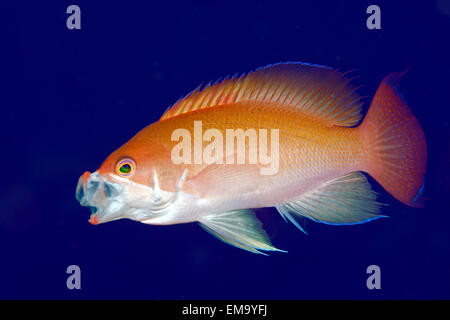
75, 62, 427, 254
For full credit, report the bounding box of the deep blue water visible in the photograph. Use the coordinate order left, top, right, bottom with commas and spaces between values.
3, 0, 450, 299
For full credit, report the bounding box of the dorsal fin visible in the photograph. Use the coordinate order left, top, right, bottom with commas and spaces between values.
159, 62, 363, 127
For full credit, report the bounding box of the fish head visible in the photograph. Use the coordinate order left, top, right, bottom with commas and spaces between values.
75, 141, 180, 225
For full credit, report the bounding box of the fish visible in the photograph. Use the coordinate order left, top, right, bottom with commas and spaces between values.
75, 62, 427, 254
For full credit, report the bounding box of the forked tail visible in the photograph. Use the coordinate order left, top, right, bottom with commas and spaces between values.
358, 71, 427, 207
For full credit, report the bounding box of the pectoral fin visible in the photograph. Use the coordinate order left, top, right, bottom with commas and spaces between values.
186, 163, 261, 198
199, 209, 286, 255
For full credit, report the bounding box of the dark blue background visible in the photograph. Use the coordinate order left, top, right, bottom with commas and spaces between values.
3, 0, 450, 299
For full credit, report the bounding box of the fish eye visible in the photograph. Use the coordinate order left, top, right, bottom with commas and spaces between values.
115, 158, 136, 177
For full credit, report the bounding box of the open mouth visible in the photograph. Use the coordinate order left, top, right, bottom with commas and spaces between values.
76, 171, 123, 225
75, 172, 105, 224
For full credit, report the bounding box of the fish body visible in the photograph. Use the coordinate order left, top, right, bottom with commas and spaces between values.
76, 63, 427, 254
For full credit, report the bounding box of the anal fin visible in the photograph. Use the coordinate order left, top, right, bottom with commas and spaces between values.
277, 172, 386, 226
199, 209, 286, 255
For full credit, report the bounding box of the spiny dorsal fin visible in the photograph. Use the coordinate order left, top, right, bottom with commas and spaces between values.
160, 62, 363, 127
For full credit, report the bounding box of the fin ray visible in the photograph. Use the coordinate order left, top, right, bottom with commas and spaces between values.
160, 62, 363, 127
275, 206, 308, 234
199, 223, 266, 255
278, 172, 386, 226
358, 72, 427, 207
198, 209, 285, 254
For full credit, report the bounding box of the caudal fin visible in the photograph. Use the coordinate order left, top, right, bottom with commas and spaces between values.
358, 71, 427, 207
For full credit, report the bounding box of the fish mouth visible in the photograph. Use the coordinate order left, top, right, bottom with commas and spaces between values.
87, 206, 99, 225
76, 171, 123, 225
